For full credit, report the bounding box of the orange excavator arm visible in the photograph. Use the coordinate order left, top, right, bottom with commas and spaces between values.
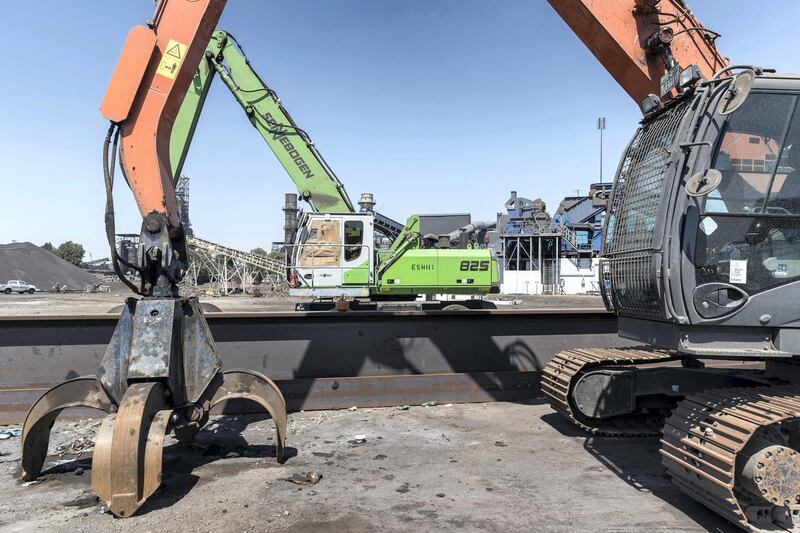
101, 0, 226, 226
18, 6, 290, 520
99, 0, 226, 294
547, 0, 728, 104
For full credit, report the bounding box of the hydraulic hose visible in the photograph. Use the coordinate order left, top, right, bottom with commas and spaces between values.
103, 123, 142, 295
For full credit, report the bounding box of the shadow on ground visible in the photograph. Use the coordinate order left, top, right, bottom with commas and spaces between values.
36, 413, 295, 516
541, 412, 738, 533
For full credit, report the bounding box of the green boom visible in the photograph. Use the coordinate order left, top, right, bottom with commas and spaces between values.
170, 31, 501, 301
170, 30, 354, 213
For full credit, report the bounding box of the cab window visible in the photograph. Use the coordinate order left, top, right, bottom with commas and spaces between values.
344, 220, 363, 262
696, 92, 800, 294
298, 219, 341, 267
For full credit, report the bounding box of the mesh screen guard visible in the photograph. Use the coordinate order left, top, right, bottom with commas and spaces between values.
601, 100, 692, 319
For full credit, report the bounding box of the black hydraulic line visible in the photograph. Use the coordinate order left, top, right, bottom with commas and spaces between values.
651, 11, 688, 26
102, 123, 142, 295
210, 64, 317, 147
672, 26, 721, 40
711, 64, 775, 80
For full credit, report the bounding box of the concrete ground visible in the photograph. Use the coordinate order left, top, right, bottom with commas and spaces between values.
0, 401, 736, 532
0, 291, 605, 316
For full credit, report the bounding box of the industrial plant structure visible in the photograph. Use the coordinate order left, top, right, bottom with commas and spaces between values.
495, 183, 610, 295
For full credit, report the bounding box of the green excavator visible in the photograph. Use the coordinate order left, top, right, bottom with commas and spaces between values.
170, 30, 499, 310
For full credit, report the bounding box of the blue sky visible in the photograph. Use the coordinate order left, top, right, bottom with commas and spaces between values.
1, 1, 799, 259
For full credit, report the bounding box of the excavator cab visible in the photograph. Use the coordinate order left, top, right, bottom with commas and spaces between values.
289, 212, 374, 298
601, 70, 800, 358
689, 86, 800, 323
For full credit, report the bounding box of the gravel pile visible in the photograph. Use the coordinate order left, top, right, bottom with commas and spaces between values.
0, 242, 100, 290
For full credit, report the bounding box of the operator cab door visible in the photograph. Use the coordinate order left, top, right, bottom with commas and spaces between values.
684, 89, 800, 325
296, 217, 343, 290
341, 216, 373, 288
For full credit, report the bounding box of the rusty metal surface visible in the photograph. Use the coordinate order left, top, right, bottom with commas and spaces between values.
740, 444, 800, 507
272, 371, 542, 411
0, 310, 630, 423
0, 309, 623, 383
0, 310, 627, 421
661, 385, 800, 532
98, 298, 222, 407
540, 347, 678, 436
92, 382, 169, 517
126, 300, 178, 381
4, 371, 541, 424
96, 302, 135, 405
75, 367, 286, 519
0, 307, 611, 321
182, 299, 223, 403
20, 377, 116, 480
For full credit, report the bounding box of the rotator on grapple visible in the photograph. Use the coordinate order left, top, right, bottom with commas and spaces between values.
20, 0, 287, 517
544, 0, 800, 530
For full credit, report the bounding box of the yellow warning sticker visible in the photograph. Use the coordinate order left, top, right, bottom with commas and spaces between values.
156, 39, 188, 80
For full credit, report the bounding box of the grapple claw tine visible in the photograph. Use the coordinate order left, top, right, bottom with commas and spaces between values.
90, 413, 117, 498
21, 376, 115, 481
210, 370, 288, 462
91, 382, 169, 517
143, 409, 172, 499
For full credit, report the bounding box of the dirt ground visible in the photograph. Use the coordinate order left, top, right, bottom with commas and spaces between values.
0, 401, 735, 533
0, 288, 673, 531
0, 290, 605, 316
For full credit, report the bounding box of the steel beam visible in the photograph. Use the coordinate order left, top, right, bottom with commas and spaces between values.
0, 309, 631, 422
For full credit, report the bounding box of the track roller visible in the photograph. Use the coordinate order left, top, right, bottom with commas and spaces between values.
661, 385, 800, 531
541, 347, 679, 436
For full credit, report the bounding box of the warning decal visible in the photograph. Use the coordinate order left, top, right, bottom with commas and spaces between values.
166, 42, 182, 59
156, 39, 188, 80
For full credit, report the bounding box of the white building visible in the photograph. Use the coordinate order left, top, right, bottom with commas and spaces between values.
500, 257, 600, 295
495, 187, 609, 295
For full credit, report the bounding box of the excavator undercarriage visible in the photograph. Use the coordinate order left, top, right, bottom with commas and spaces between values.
543, 350, 800, 531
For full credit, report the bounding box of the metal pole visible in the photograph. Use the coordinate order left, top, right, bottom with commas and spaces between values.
598, 117, 606, 183
538, 237, 542, 271
555, 236, 559, 294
